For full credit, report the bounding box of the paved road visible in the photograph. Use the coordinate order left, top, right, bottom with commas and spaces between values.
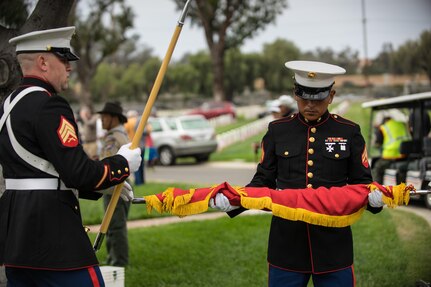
145, 161, 431, 227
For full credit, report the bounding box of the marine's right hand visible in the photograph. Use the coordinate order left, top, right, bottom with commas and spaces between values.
116, 143, 142, 173
209, 193, 240, 212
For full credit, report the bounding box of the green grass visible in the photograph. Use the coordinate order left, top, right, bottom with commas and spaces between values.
80, 182, 194, 225
214, 117, 256, 134
353, 209, 431, 286
211, 132, 265, 163
87, 210, 431, 287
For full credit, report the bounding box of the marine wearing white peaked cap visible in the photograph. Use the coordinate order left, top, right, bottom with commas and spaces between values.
285, 60, 346, 100
9, 26, 79, 61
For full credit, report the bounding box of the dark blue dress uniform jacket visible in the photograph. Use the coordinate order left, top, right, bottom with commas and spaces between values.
234, 111, 381, 273
0, 77, 131, 270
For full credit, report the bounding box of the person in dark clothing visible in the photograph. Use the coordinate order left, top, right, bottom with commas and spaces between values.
0, 26, 141, 286
211, 60, 384, 287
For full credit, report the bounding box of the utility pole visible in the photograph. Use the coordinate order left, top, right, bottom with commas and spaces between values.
361, 0, 371, 89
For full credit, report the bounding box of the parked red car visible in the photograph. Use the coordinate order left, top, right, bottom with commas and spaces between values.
188, 101, 236, 119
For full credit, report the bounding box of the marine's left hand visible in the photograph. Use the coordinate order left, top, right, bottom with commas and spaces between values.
120, 181, 134, 202
99, 181, 134, 202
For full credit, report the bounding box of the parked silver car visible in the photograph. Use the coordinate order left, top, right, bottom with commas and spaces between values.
149, 115, 218, 166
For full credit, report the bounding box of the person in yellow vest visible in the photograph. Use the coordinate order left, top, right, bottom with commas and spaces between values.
372, 116, 411, 183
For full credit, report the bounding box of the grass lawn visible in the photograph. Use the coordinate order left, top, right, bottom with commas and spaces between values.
87, 209, 431, 287
80, 182, 194, 225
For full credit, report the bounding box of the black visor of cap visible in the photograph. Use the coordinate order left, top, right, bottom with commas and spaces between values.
51, 47, 80, 61
16, 47, 80, 61
294, 81, 334, 100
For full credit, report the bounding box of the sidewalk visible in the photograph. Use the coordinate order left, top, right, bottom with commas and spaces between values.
87, 210, 266, 233
399, 206, 431, 227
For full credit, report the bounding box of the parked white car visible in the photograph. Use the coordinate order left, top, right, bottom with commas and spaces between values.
149, 115, 218, 166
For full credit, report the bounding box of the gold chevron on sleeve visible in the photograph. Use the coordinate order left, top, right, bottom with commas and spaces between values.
57, 116, 78, 147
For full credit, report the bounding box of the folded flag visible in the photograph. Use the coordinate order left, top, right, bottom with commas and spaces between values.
143, 182, 414, 228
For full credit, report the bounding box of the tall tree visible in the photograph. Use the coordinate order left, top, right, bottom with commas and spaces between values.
70, 0, 134, 106
261, 38, 300, 93
0, 0, 75, 100
172, 0, 288, 102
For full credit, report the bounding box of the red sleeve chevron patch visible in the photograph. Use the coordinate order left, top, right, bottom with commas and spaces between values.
57, 116, 78, 147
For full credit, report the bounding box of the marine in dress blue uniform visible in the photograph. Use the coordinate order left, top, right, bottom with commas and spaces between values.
0, 27, 141, 287
228, 61, 383, 287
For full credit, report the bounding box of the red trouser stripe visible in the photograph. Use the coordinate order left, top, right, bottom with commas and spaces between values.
88, 267, 101, 287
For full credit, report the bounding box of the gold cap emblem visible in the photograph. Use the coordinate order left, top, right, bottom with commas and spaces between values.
46, 45, 51, 51
307, 72, 316, 78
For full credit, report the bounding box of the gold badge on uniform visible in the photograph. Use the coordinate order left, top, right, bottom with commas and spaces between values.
57, 116, 78, 147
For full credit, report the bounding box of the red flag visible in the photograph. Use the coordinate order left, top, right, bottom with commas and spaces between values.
144, 182, 414, 227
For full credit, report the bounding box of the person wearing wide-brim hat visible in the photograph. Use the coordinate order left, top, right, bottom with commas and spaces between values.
212, 60, 385, 287
97, 101, 131, 267
97, 101, 128, 125
1, 26, 141, 286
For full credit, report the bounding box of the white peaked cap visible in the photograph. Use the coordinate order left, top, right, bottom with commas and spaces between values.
268, 100, 281, 113
9, 26, 79, 61
278, 95, 294, 106
285, 60, 346, 88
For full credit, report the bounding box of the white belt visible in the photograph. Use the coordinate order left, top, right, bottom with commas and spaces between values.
5, 178, 70, 190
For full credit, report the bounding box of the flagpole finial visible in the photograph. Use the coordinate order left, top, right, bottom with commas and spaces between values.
178, 0, 192, 26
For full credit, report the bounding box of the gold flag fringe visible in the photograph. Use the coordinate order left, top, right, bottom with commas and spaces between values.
368, 183, 412, 208
144, 187, 217, 217
238, 188, 366, 228
143, 183, 414, 228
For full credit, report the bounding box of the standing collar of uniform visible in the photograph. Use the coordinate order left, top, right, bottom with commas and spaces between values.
20, 76, 57, 94
298, 110, 330, 126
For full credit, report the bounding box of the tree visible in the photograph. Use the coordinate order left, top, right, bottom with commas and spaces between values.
70, 0, 134, 106
0, 0, 75, 100
367, 43, 394, 74
417, 30, 431, 82
172, 0, 288, 102
261, 39, 300, 93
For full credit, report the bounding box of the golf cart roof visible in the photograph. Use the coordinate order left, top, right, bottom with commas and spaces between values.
362, 91, 431, 110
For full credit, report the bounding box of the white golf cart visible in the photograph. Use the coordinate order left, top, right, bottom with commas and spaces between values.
362, 91, 431, 209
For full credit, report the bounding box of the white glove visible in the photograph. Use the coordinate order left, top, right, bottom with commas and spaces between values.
119, 181, 134, 202
116, 143, 142, 173
209, 193, 239, 212
99, 181, 134, 202
368, 189, 385, 208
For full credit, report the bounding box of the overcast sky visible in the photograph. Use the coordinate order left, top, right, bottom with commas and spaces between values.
125, 0, 431, 61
